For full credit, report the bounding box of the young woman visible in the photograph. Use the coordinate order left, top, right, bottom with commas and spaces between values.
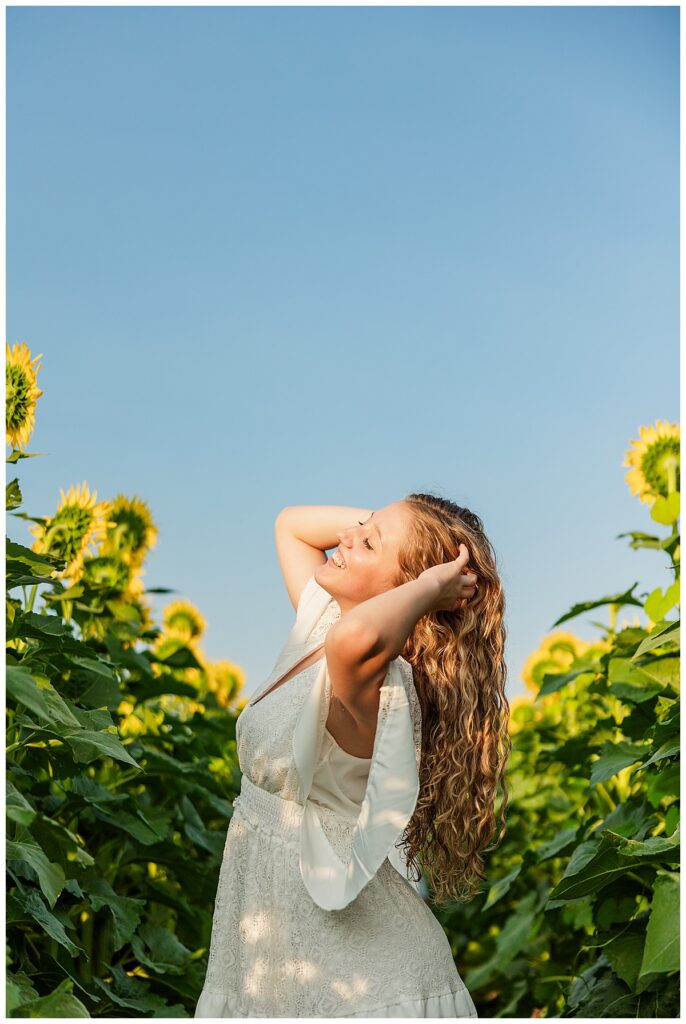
195, 493, 510, 1018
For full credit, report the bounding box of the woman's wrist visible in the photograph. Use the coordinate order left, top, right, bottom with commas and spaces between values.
276, 505, 374, 552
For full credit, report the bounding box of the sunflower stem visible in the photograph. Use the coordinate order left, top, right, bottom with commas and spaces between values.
608, 603, 617, 632
595, 782, 616, 812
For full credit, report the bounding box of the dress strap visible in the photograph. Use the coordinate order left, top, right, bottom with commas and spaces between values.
249, 573, 340, 706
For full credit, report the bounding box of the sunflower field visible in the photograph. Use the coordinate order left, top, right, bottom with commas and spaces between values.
436, 420, 680, 1017
6, 344, 249, 1016
5, 341, 680, 1017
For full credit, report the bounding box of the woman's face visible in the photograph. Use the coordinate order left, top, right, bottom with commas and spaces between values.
315, 501, 415, 615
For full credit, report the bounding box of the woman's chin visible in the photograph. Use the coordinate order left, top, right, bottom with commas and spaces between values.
316, 560, 343, 592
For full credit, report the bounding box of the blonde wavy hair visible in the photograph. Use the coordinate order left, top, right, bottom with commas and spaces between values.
392, 492, 511, 906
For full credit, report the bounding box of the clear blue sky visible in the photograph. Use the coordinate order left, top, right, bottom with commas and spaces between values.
7, 6, 679, 702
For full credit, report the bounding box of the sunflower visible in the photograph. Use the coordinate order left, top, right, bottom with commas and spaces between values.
507, 693, 536, 736
520, 631, 605, 696
82, 553, 135, 591
162, 599, 207, 645
80, 556, 152, 637
98, 494, 158, 568
623, 419, 680, 506
149, 630, 205, 679
6, 342, 43, 450
205, 659, 246, 708
124, 591, 155, 636
29, 482, 115, 582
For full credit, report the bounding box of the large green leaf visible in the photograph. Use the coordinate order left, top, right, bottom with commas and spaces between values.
10, 978, 90, 1018
607, 656, 665, 703
604, 928, 646, 990
62, 728, 142, 768
614, 824, 680, 862
589, 741, 650, 786
27, 812, 95, 868
646, 764, 680, 808
130, 923, 194, 976
91, 965, 186, 1016
6, 970, 37, 1013
638, 871, 679, 982
483, 863, 523, 910
632, 619, 680, 661
6, 781, 37, 827
86, 875, 146, 951
6, 666, 81, 729
7, 888, 82, 956
91, 805, 168, 845
551, 583, 643, 627
6, 837, 65, 907
634, 739, 680, 773
536, 667, 596, 699
535, 826, 579, 862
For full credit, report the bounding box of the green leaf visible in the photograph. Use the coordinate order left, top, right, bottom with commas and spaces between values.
11, 978, 90, 1018
87, 875, 146, 951
535, 827, 579, 862
589, 741, 650, 786
483, 863, 523, 910
5, 538, 64, 576
91, 965, 186, 1016
71, 655, 117, 682
644, 582, 681, 621
649, 492, 680, 525
607, 656, 665, 702
615, 824, 680, 863
104, 635, 155, 677
605, 928, 646, 990
6, 837, 65, 907
551, 583, 643, 627
130, 923, 194, 976
91, 805, 166, 845
570, 976, 637, 1016
8, 888, 82, 956
537, 667, 595, 699
20, 611, 69, 637
638, 871, 679, 981
596, 895, 637, 928
634, 739, 680, 773
63, 728, 142, 768
6, 971, 38, 1013
6, 477, 23, 511
27, 813, 95, 868
78, 673, 125, 709
632, 619, 680, 661
6, 781, 37, 827
6, 666, 81, 729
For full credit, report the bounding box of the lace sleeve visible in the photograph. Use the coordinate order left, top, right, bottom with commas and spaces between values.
292, 654, 422, 911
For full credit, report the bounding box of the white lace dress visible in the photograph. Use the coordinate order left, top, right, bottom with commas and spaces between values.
194, 574, 477, 1018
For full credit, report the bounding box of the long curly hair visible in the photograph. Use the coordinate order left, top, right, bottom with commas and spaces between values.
392, 491, 511, 907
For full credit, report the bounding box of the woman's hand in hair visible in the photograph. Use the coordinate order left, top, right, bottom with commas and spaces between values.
417, 544, 478, 612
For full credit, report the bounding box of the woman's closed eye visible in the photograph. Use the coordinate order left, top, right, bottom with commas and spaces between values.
357, 521, 374, 550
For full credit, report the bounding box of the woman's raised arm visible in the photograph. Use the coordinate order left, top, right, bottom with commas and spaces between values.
274, 504, 373, 611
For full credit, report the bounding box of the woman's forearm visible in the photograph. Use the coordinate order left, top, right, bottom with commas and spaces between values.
340, 576, 440, 661
277, 504, 374, 552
